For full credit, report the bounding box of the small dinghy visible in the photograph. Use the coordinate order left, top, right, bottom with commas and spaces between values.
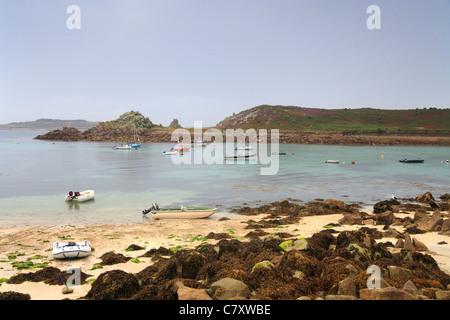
52, 241, 93, 259
65, 190, 95, 202
325, 160, 339, 164
142, 203, 218, 219
224, 153, 256, 159
399, 158, 424, 163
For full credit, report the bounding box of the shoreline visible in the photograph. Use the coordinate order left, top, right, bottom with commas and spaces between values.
33, 127, 450, 146
1, 194, 449, 300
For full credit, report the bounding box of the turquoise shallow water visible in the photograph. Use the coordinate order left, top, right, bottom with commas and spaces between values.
0, 130, 449, 226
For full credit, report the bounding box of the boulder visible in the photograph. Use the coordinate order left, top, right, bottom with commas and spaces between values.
279, 238, 308, 251
373, 199, 400, 214
325, 295, 357, 300
416, 192, 435, 203
323, 199, 346, 210
338, 277, 357, 297
417, 216, 443, 232
412, 238, 428, 251
436, 290, 450, 300
177, 286, 212, 300
402, 280, 419, 296
211, 278, 251, 300
403, 233, 416, 253
338, 213, 363, 225
360, 287, 418, 300
374, 211, 396, 225
439, 219, 450, 236
251, 260, 275, 273
387, 266, 412, 280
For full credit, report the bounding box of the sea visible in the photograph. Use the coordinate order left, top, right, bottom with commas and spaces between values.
0, 130, 448, 226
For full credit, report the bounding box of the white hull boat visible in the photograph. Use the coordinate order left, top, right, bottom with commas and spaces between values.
52, 241, 93, 259
114, 144, 132, 150
143, 204, 218, 219
224, 153, 256, 159
235, 146, 253, 151
163, 151, 178, 155
65, 190, 95, 202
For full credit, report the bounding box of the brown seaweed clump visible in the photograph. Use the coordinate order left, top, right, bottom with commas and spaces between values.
99, 252, 131, 265
0, 291, 31, 300
80, 227, 450, 300
7, 267, 91, 286
84, 270, 140, 300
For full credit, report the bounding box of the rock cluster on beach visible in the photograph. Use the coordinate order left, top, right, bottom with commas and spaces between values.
1, 192, 449, 301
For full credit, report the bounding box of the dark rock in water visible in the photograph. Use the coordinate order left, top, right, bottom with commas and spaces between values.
416, 192, 435, 203
34, 126, 85, 141
373, 199, 400, 214
416, 192, 440, 209
85, 270, 140, 300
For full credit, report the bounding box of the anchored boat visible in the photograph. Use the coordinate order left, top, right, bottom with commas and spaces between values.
224, 153, 256, 159
399, 158, 424, 163
65, 190, 95, 202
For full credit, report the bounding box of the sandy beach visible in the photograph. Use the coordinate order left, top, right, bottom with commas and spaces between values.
1, 199, 449, 300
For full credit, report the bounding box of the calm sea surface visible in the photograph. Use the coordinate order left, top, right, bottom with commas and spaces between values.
0, 130, 448, 226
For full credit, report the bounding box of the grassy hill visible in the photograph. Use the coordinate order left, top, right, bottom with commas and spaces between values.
215, 105, 450, 134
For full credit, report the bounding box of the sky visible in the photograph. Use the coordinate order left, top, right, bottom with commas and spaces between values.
1, 0, 449, 127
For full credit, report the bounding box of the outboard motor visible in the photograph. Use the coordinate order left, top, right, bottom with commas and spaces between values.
142, 202, 159, 215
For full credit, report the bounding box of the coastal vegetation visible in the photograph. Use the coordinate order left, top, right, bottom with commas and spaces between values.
30, 106, 450, 145
216, 105, 450, 135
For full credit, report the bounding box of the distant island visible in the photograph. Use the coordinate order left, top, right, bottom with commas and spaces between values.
34, 106, 450, 145
0, 118, 98, 131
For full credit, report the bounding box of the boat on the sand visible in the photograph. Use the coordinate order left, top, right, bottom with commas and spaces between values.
52, 241, 93, 259
142, 203, 218, 219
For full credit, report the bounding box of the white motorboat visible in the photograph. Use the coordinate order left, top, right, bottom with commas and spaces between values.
224, 153, 256, 159
235, 146, 253, 151
65, 190, 95, 202
52, 241, 93, 259
114, 144, 132, 150
163, 150, 178, 155
143, 203, 218, 219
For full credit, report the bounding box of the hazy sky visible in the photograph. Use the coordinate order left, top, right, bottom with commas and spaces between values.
1, 0, 449, 127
